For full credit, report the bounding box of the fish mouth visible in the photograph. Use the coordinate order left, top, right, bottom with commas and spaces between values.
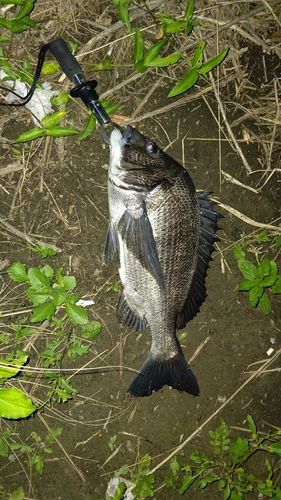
101, 121, 124, 144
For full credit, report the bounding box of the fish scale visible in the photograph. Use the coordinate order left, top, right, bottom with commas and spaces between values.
103, 125, 221, 397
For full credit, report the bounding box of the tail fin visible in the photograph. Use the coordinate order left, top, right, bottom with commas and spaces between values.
128, 352, 199, 397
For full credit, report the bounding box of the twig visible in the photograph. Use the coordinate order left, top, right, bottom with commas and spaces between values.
212, 200, 281, 233
0, 216, 62, 252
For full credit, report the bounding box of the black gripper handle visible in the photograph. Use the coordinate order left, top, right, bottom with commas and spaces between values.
49, 38, 83, 83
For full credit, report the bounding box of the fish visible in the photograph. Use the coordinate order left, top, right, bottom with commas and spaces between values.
103, 124, 220, 397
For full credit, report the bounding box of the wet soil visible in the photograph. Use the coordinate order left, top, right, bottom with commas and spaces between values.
0, 21, 281, 500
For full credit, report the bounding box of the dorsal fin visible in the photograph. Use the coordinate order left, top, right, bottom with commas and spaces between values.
176, 192, 222, 329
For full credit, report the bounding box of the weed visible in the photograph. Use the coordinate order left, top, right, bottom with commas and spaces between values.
234, 232, 281, 314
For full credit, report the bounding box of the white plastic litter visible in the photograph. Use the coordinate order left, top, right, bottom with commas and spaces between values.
106, 477, 136, 500
75, 299, 95, 308
0, 69, 58, 126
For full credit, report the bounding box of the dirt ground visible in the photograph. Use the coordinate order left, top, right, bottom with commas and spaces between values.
0, 1, 280, 499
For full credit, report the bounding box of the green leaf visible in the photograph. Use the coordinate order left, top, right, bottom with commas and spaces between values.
50, 92, 69, 106
237, 280, 258, 291
45, 127, 78, 137
132, 474, 155, 497
46, 427, 62, 443
179, 474, 198, 493
256, 230, 268, 242
40, 111, 69, 128
184, 0, 195, 21
198, 46, 229, 76
0, 354, 28, 379
230, 437, 249, 466
168, 67, 198, 98
134, 27, 144, 65
26, 289, 50, 306
257, 258, 271, 279
237, 259, 257, 280
146, 52, 183, 67
0, 436, 9, 457
191, 41, 205, 69
42, 60, 59, 75
81, 321, 101, 339
233, 243, 245, 260
269, 442, 281, 457
113, 0, 131, 33
0, 387, 36, 419
92, 57, 113, 71
41, 265, 55, 279
7, 262, 27, 283
14, 127, 46, 143
276, 235, 281, 247
31, 245, 57, 258
247, 415, 257, 435
10, 487, 25, 500
78, 113, 96, 141
249, 286, 264, 307
170, 456, 180, 475
61, 275, 76, 291
27, 267, 51, 290
17, 0, 35, 20
144, 38, 167, 64
31, 301, 56, 322
258, 292, 271, 314
65, 302, 88, 326
272, 276, 281, 294
50, 287, 68, 307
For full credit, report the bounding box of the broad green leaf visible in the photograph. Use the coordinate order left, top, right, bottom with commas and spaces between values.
0, 354, 28, 379
46, 427, 62, 443
233, 244, 245, 260
42, 60, 59, 75
198, 46, 229, 76
31, 301, 56, 322
17, 0, 36, 20
134, 27, 144, 65
14, 128, 46, 143
258, 292, 271, 314
230, 437, 249, 466
164, 20, 188, 34
46, 127, 78, 137
237, 259, 257, 280
262, 274, 278, 287
27, 267, 51, 290
40, 111, 69, 128
144, 38, 167, 64
41, 265, 54, 279
132, 473, 155, 497
50, 92, 69, 106
272, 276, 281, 294
65, 302, 88, 326
168, 67, 198, 98
9, 487, 24, 500
237, 280, 258, 291
26, 288, 50, 306
0, 436, 9, 457
62, 275, 76, 291
269, 442, 281, 457
179, 474, 198, 493
0, 35, 11, 43
113, 482, 126, 500
191, 41, 205, 69
7, 262, 27, 283
135, 60, 147, 73
0, 387, 36, 419
50, 287, 68, 307
257, 258, 271, 279
249, 286, 263, 307
147, 52, 183, 67
247, 415, 257, 436
256, 230, 268, 242
113, 0, 131, 33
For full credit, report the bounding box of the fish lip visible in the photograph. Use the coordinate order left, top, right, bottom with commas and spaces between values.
101, 121, 124, 144
121, 125, 133, 145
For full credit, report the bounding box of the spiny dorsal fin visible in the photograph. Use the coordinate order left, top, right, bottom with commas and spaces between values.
176, 191, 222, 329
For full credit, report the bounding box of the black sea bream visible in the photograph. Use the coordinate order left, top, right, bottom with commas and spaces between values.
103, 125, 220, 397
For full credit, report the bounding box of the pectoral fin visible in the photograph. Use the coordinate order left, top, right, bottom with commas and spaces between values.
103, 225, 119, 265
118, 203, 165, 289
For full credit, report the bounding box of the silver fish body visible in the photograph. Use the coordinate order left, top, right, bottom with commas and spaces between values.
103, 125, 220, 397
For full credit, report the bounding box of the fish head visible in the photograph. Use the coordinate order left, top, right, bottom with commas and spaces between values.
109, 125, 181, 191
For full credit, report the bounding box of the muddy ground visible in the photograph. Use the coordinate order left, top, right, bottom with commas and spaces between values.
0, 1, 281, 499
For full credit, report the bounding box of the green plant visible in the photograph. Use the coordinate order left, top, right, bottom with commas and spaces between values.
1, 426, 62, 475
108, 417, 281, 499
0, 0, 37, 38
234, 234, 281, 314
110, 0, 229, 97
171, 416, 281, 499
0, 261, 101, 414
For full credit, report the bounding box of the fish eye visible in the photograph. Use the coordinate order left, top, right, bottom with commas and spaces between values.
146, 141, 158, 155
